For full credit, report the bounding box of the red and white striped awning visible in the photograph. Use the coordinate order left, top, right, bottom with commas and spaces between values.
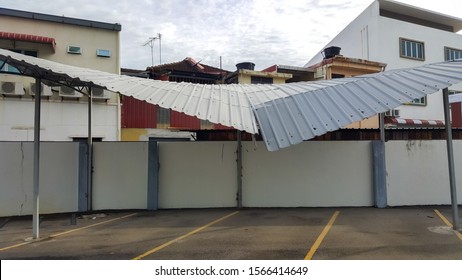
0, 32, 56, 52
385, 117, 444, 127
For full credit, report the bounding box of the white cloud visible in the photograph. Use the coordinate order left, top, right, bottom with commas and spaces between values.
1, 0, 461, 71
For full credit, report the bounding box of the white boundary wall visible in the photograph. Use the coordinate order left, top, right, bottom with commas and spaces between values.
242, 141, 374, 207
92, 142, 148, 210
0, 142, 79, 216
158, 142, 237, 208
386, 140, 462, 206
1, 140, 461, 216
157, 141, 373, 208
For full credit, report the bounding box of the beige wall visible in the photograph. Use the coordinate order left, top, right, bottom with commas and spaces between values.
0, 16, 120, 73
237, 69, 292, 84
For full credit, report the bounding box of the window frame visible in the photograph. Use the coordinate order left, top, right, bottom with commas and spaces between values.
405, 96, 427, 106
399, 38, 425, 61
1, 49, 38, 73
444, 47, 462, 61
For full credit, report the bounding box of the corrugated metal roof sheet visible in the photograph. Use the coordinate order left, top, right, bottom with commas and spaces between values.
2, 48, 462, 151
450, 93, 462, 103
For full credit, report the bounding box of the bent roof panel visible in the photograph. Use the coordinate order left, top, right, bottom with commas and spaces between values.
1, 48, 462, 151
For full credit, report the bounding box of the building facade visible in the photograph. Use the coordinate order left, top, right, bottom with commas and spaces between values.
0, 8, 121, 141
306, 0, 462, 125
121, 58, 231, 141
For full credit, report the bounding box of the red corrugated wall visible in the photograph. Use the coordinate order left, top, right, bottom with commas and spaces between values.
170, 111, 201, 129
121, 96, 157, 128
213, 123, 234, 130
452, 102, 462, 127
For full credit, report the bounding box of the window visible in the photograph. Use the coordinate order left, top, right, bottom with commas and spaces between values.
407, 96, 427, 106
251, 76, 273, 84
400, 38, 425, 60
331, 73, 345, 79
67, 46, 82, 54
96, 49, 111, 57
0, 49, 37, 73
445, 47, 462, 61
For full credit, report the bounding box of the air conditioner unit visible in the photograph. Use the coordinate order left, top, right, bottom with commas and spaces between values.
1, 81, 24, 96
59, 86, 83, 98
90, 87, 111, 100
29, 82, 53, 97
384, 110, 393, 117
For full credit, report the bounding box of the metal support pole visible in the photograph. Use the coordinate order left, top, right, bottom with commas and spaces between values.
379, 112, 385, 143
373, 112, 388, 208
87, 88, 93, 211
237, 130, 243, 208
32, 77, 42, 239
442, 88, 460, 231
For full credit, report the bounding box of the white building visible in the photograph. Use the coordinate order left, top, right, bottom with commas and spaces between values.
0, 8, 121, 141
306, 0, 462, 123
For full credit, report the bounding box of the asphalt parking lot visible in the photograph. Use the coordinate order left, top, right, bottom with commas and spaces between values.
0, 207, 461, 260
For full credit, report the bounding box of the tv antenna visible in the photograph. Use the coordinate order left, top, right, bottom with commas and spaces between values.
143, 33, 162, 66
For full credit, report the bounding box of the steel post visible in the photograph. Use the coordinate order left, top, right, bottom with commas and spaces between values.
87, 88, 93, 211
443, 88, 460, 230
237, 130, 243, 208
32, 77, 42, 239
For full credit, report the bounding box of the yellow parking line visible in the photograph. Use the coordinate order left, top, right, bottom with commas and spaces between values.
434, 209, 462, 241
0, 213, 137, 252
305, 211, 340, 260
49, 213, 137, 238
0, 241, 33, 252
133, 211, 239, 260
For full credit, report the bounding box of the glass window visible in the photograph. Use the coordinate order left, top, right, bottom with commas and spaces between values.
0, 49, 37, 73
96, 49, 111, 57
399, 38, 425, 60
250, 76, 273, 84
445, 47, 462, 61
407, 97, 426, 106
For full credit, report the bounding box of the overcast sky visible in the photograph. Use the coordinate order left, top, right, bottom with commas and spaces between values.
1, 0, 461, 71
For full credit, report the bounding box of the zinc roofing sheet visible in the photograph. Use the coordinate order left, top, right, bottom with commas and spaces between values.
2, 48, 462, 151
450, 93, 462, 103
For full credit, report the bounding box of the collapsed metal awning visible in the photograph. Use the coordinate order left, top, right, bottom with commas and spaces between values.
1, 48, 462, 151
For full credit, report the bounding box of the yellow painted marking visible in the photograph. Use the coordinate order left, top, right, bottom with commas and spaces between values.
49, 213, 137, 238
434, 209, 462, 241
0, 213, 137, 252
305, 211, 340, 260
133, 211, 239, 260
0, 241, 33, 252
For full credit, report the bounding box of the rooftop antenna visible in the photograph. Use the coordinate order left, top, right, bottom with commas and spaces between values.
143, 33, 162, 66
